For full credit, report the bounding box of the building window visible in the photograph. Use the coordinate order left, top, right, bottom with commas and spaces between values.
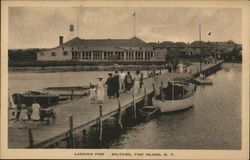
63, 51, 68, 56
82, 52, 85, 59
104, 52, 107, 60
51, 52, 56, 56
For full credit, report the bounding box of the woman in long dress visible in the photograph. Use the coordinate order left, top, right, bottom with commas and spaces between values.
134, 70, 141, 94
97, 76, 105, 103
31, 100, 41, 121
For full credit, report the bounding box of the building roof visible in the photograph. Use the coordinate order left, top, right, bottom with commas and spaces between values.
61, 36, 151, 48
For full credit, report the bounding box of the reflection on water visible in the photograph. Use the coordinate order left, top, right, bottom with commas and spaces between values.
106, 63, 241, 149
8, 63, 242, 149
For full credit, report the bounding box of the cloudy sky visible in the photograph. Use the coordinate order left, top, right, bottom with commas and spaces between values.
9, 7, 241, 49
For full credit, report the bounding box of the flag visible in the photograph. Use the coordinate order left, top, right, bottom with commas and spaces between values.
208, 32, 211, 36
133, 12, 136, 17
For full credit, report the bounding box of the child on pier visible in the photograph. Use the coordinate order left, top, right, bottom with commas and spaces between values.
89, 85, 96, 103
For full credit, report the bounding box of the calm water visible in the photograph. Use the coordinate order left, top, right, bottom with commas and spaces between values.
8, 63, 241, 149
108, 63, 242, 149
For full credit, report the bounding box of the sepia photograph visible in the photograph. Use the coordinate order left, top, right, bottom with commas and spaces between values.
1, 0, 249, 159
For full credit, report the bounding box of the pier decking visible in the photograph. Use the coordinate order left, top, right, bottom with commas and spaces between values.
8, 60, 223, 148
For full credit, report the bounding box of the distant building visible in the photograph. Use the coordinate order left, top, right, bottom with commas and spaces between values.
37, 36, 167, 62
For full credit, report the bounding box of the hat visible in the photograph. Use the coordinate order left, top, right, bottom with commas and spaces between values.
108, 73, 113, 75
97, 76, 103, 79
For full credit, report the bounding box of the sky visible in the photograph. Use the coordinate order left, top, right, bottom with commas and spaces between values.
9, 7, 242, 49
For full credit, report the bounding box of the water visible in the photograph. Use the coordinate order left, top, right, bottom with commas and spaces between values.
107, 63, 242, 149
8, 63, 241, 149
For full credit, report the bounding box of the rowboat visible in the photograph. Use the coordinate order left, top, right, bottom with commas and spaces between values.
138, 106, 160, 121
152, 77, 196, 113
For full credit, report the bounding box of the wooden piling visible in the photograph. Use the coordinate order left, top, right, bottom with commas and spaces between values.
28, 129, 34, 147
152, 83, 156, 99
117, 98, 123, 130
98, 105, 103, 142
144, 87, 147, 107
132, 93, 136, 119
82, 129, 86, 146
69, 115, 74, 148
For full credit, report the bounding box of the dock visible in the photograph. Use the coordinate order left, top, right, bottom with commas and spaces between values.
8, 60, 224, 148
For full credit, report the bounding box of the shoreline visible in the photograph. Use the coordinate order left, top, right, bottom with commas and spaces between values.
8, 64, 166, 73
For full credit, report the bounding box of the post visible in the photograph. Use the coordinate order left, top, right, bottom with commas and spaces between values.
98, 105, 103, 143
117, 98, 123, 130
82, 129, 86, 145
69, 115, 74, 148
161, 81, 164, 101
132, 93, 136, 119
71, 90, 74, 100
28, 129, 34, 147
144, 87, 147, 107
152, 83, 156, 99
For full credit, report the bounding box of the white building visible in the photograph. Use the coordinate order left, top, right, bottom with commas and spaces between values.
37, 36, 167, 62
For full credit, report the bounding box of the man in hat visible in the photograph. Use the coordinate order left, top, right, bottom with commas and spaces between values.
105, 73, 114, 99
97, 76, 105, 103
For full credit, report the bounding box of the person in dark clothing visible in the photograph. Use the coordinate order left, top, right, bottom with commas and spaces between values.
113, 71, 120, 98
105, 73, 114, 98
125, 71, 133, 91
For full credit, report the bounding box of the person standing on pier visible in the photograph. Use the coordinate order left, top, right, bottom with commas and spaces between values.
97, 76, 105, 103
114, 71, 120, 98
134, 70, 141, 94
19, 104, 28, 128
105, 73, 114, 99
31, 99, 41, 127
125, 71, 133, 92
89, 85, 96, 103
119, 69, 126, 92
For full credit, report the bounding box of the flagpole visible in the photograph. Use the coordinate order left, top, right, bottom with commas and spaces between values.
133, 12, 136, 37
199, 24, 202, 73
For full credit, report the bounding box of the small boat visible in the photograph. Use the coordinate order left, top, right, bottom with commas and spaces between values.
194, 77, 213, 85
152, 78, 196, 113
12, 91, 59, 108
138, 106, 160, 121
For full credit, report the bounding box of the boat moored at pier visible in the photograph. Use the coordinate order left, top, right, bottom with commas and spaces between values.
152, 75, 196, 113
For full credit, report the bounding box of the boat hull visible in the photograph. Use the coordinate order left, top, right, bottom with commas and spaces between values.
152, 94, 195, 113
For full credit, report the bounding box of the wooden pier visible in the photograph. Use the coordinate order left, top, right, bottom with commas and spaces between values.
8, 60, 224, 148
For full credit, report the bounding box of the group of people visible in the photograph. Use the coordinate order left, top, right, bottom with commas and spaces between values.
166, 61, 191, 74
89, 69, 143, 104
14, 99, 41, 128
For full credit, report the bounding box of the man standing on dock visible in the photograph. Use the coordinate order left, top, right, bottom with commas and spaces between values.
105, 73, 114, 99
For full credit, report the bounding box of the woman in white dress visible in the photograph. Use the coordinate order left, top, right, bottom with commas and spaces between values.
134, 70, 141, 95
97, 76, 105, 103
31, 100, 41, 121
